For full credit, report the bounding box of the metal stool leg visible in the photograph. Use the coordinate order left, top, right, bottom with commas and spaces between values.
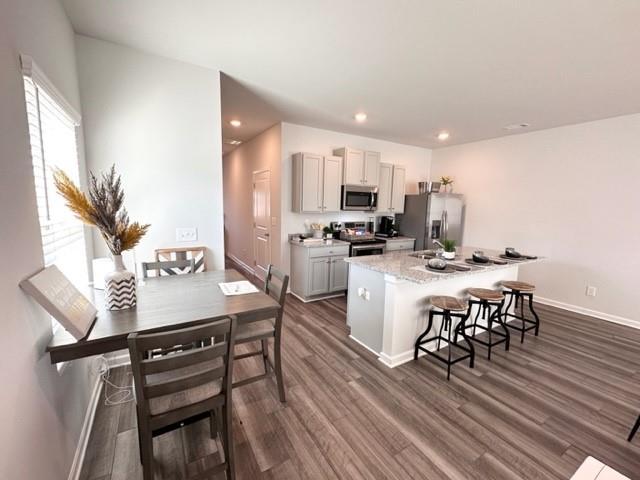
446, 311, 452, 380
528, 293, 540, 336
628, 414, 640, 442
414, 311, 434, 360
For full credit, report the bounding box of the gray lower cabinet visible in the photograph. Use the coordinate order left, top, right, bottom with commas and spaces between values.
290, 242, 349, 301
309, 257, 331, 295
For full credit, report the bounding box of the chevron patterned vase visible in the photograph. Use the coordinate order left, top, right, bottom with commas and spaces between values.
105, 255, 136, 310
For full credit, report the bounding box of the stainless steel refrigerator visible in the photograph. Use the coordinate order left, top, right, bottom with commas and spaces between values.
396, 193, 465, 251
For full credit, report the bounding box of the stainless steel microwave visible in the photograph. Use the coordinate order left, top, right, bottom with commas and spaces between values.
341, 185, 378, 211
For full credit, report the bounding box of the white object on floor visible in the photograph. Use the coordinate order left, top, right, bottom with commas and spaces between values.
570, 456, 630, 480
219, 281, 259, 296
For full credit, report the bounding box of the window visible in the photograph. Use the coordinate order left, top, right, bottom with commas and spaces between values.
21, 55, 88, 306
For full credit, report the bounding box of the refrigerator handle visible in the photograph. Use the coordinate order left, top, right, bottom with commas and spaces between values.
443, 210, 448, 240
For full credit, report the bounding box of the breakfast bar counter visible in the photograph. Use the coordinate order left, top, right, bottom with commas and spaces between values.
345, 247, 541, 367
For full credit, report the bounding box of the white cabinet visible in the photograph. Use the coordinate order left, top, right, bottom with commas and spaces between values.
292, 153, 343, 213
390, 165, 406, 213
364, 151, 380, 186
377, 163, 406, 213
333, 147, 380, 186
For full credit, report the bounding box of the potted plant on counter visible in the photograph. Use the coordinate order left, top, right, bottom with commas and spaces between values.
53, 165, 150, 310
442, 239, 457, 260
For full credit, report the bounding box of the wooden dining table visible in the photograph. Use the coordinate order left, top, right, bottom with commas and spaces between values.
46, 269, 280, 364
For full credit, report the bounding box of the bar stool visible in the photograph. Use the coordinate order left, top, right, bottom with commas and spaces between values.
461, 288, 510, 360
414, 296, 475, 380
501, 280, 540, 343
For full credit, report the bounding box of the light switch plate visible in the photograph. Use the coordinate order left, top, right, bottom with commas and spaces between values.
176, 227, 197, 242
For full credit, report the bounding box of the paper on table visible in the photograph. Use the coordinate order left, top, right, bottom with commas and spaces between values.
219, 281, 260, 296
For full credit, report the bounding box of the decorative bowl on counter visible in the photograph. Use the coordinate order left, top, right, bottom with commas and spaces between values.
427, 258, 447, 270
472, 251, 490, 263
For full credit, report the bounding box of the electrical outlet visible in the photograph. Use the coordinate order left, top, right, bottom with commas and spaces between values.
357, 287, 364, 297
585, 285, 597, 297
176, 227, 197, 242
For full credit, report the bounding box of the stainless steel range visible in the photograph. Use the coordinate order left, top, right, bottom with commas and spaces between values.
340, 222, 386, 257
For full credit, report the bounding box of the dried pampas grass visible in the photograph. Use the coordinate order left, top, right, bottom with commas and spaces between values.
53, 165, 150, 256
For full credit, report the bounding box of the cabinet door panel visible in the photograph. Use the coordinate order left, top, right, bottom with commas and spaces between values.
323, 156, 342, 212
302, 153, 323, 212
309, 257, 330, 295
377, 163, 392, 213
343, 148, 364, 185
364, 151, 380, 186
391, 165, 406, 213
329, 256, 349, 292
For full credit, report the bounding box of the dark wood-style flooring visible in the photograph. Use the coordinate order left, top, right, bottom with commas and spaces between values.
80, 265, 640, 480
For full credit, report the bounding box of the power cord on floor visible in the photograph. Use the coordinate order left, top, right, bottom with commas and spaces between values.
93, 355, 135, 406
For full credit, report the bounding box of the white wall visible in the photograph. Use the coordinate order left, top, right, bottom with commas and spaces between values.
280, 123, 432, 274
223, 124, 282, 270
0, 1, 98, 479
76, 35, 225, 270
431, 114, 640, 324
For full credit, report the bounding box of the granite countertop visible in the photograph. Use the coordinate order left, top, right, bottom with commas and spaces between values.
345, 246, 542, 284
289, 238, 350, 248
374, 235, 416, 242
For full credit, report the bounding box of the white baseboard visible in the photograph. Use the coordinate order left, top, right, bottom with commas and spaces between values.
535, 296, 639, 330
290, 291, 345, 303
67, 374, 103, 480
226, 254, 255, 276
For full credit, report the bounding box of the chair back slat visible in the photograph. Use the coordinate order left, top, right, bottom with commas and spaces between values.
144, 364, 227, 399
128, 315, 236, 420
140, 342, 228, 375
264, 264, 289, 308
134, 319, 231, 352
141, 258, 195, 278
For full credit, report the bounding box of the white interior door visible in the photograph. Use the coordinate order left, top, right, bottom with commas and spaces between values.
253, 170, 271, 278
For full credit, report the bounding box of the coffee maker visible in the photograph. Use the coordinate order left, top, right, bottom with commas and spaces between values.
378, 216, 398, 237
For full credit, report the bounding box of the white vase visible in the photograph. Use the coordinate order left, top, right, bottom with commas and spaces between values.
104, 254, 136, 310
442, 250, 456, 260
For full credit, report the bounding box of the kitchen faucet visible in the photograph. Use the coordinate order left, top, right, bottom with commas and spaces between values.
433, 239, 445, 249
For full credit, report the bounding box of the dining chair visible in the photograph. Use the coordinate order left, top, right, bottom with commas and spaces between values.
128, 316, 237, 480
141, 258, 195, 278
233, 264, 289, 402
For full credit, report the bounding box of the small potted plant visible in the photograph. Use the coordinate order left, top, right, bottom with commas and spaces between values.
54, 165, 150, 310
440, 175, 454, 193
323, 226, 333, 244
442, 239, 456, 259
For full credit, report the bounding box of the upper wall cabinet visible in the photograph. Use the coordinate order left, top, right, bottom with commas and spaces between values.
333, 147, 380, 186
377, 163, 406, 214
292, 153, 343, 213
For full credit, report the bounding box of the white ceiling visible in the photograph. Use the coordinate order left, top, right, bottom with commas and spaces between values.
62, 0, 640, 149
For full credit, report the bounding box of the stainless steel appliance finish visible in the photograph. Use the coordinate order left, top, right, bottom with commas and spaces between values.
418, 181, 441, 194
341, 185, 378, 211
350, 241, 386, 257
396, 193, 465, 251
340, 221, 385, 256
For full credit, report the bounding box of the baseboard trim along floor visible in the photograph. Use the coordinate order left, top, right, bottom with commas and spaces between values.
67, 375, 103, 480
535, 296, 638, 330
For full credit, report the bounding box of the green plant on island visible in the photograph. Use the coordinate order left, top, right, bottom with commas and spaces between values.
442, 239, 456, 252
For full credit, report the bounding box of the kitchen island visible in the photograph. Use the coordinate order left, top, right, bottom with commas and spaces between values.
345, 247, 541, 368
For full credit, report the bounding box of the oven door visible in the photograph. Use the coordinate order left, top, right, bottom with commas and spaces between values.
351, 243, 386, 256
341, 186, 378, 211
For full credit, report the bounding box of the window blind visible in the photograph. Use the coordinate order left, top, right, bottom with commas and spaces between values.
22, 72, 88, 291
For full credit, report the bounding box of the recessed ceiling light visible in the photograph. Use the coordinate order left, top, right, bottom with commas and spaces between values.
229, 119, 242, 127
437, 131, 450, 141
354, 112, 367, 122
503, 123, 530, 131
